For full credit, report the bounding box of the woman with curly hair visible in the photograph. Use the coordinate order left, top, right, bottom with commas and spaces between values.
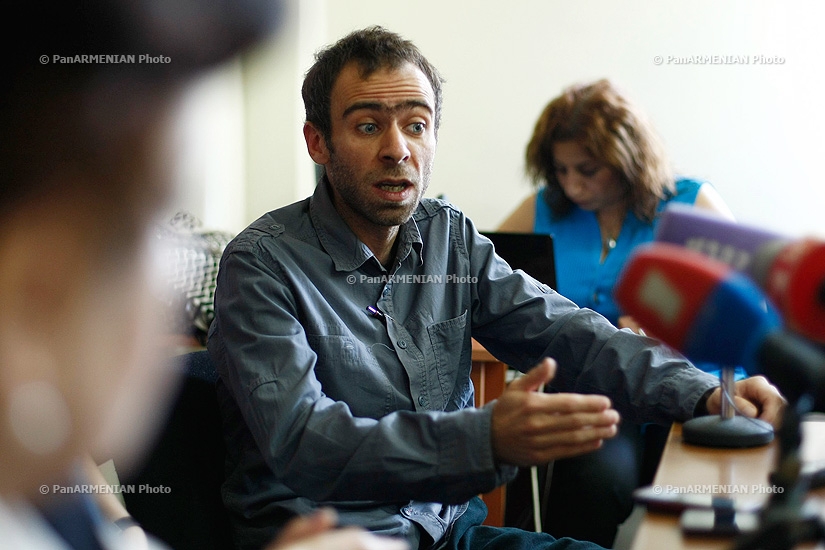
500, 79, 734, 546
501, 78, 733, 331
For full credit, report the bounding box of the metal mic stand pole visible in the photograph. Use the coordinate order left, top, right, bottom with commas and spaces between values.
682, 365, 774, 448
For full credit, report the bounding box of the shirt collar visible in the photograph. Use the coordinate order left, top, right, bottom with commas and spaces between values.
395, 210, 424, 269
309, 177, 424, 272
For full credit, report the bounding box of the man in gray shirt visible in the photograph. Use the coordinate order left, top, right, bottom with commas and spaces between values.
208, 26, 784, 550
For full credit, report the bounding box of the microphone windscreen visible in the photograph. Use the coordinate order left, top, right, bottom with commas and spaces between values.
757, 239, 825, 343
657, 204, 825, 343
615, 243, 782, 372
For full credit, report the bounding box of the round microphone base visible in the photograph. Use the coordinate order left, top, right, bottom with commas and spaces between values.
682, 416, 774, 448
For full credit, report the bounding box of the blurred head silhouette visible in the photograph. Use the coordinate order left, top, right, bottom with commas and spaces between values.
0, 0, 280, 501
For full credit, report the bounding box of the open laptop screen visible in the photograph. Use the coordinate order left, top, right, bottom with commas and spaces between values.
480, 232, 556, 289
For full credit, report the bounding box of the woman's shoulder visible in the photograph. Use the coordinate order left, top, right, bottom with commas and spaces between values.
658, 177, 705, 207
661, 177, 734, 220
672, 177, 705, 199
498, 190, 540, 232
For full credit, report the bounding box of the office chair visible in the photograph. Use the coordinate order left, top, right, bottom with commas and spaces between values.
121, 350, 233, 550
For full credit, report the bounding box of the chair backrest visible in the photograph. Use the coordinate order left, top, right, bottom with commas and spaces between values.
122, 350, 233, 550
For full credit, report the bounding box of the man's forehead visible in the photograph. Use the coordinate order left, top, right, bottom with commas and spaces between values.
331, 61, 435, 115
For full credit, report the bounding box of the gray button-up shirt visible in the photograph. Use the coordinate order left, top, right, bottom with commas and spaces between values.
208, 180, 717, 550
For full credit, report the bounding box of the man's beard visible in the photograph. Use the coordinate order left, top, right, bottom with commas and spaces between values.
325, 152, 432, 228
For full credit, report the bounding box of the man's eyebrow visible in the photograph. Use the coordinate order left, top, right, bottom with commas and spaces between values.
342, 99, 433, 119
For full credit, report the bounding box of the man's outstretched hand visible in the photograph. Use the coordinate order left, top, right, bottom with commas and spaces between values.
491, 358, 620, 467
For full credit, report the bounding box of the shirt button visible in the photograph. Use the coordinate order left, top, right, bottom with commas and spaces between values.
382, 288, 390, 297
397, 340, 407, 349
418, 395, 428, 407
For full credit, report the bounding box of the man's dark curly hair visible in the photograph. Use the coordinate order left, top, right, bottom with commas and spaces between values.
302, 26, 445, 141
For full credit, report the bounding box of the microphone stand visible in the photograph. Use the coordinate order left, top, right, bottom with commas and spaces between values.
682, 365, 774, 448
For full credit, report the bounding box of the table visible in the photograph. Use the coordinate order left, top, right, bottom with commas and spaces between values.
471, 339, 509, 527
631, 417, 825, 549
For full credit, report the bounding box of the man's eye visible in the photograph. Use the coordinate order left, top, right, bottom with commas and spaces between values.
359, 123, 378, 134
579, 166, 599, 177
408, 122, 426, 134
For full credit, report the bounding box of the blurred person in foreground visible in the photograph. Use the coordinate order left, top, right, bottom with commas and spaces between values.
0, 2, 404, 549
208, 28, 783, 550
499, 79, 737, 545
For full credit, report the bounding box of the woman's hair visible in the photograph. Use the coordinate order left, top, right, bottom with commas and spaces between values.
525, 79, 673, 222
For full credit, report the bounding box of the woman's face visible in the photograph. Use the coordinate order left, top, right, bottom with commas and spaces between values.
551, 141, 626, 213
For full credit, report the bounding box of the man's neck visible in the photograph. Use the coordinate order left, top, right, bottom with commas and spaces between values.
323, 178, 404, 269
350, 222, 400, 269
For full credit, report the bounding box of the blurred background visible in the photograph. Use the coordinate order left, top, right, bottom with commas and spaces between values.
170, 0, 825, 238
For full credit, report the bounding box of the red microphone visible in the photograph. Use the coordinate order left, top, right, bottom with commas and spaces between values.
613, 242, 781, 372
751, 238, 825, 344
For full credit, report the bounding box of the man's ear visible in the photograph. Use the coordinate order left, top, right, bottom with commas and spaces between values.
303, 122, 330, 166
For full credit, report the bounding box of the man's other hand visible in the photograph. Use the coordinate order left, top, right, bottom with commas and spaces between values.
491, 358, 620, 467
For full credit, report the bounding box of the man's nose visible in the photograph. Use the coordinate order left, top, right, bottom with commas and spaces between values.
379, 124, 411, 164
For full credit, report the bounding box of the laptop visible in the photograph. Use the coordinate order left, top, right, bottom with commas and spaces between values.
480, 232, 556, 289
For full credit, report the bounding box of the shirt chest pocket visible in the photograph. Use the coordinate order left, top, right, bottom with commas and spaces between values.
425, 310, 471, 411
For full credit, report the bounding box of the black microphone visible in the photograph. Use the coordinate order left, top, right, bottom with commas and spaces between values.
757, 331, 825, 413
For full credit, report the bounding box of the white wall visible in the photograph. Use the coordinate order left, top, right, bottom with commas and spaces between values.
173, 0, 825, 238
171, 61, 247, 233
